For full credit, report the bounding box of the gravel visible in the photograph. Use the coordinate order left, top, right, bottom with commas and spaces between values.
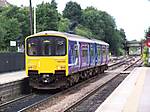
69, 73, 128, 112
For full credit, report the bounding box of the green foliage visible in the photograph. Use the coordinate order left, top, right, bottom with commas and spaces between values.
79, 6, 126, 55
81, 7, 105, 39
63, 1, 82, 23
36, 1, 59, 32
51, 0, 57, 9
0, 16, 7, 49
75, 25, 93, 38
58, 17, 70, 32
0, 1, 127, 55
0, 5, 30, 43
0, 10, 20, 51
143, 46, 149, 66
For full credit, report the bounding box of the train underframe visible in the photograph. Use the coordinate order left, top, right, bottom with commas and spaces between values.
28, 64, 108, 90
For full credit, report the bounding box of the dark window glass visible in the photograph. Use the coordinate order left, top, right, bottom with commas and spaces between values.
70, 43, 78, 64
102, 46, 106, 57
81, 44, 88, 57
27, 36, 66, 56
90, 45, 94, 57
81, 43, 88, 64
97, 46, 101, 57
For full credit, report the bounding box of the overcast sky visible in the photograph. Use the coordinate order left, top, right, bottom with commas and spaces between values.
7, 0, 150, 41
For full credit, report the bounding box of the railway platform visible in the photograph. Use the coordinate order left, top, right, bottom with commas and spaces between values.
0, 71, 26, 84
0, 58, 120, 85
95, 67, 150, 112
0, 71, 27, 104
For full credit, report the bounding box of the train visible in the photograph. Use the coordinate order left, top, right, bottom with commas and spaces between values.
25, 31, 109, 89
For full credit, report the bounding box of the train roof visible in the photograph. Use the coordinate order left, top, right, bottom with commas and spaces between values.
92, 39, 109, 46
30, 31, 109, 46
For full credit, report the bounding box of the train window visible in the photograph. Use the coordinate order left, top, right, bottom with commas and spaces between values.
81, 43, 88, 64
97, 46, 101, 57
42, 41, 52, 55
82, 50, 87, 57
103, 50, 106, 55
28, 43, 38, 55
74, 44, 78, 58
102, 46, 106, 57
81, 44, 88, 57
56, 40, 66, 56
90, 45, 94, 57
27, 36, 66, 56
70, 42, 78, 64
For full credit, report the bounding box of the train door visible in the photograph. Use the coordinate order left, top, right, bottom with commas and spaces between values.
102, 45, 106, 64
106, 46, 109, 64
80, 42, 89, 69
97, 44, 101, 65
90, 43, 95, 67
68, 41, 79, 74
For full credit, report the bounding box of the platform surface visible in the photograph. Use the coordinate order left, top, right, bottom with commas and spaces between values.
95, 67, 150, 112
0, 71, 26, 84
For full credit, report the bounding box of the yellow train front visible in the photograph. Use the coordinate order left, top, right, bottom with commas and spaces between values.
25, 31, 109, 89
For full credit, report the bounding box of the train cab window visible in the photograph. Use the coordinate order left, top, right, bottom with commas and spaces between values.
56, 40, 66, 56
27, 36, 66, 56
42, 40, 52, 55
28, 43, 38, 55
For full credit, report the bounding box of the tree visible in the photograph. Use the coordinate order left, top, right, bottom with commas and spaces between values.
0, 15, 20, 50
0, 5, 30, 42
80, 7, 126, 55
63, 1, 82, 23
0, 2, 126, 55
58, 17, 70, 32
118, 28, 126, 50
36, 1, 59, 32
81, 7, 105, 39
0, 15, 7, 50
75, 24, 93, 38
111, 29, 125, 55
51, 0, 57, 9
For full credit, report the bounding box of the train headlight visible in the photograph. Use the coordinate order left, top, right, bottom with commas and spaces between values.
57, 66, 61, 70
42, 74, 50, 83
28, 65, 37, 70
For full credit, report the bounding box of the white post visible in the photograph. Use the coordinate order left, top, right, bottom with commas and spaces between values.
34, 6, 36, 34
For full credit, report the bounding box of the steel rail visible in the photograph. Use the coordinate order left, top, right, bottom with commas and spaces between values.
63, 58, 142, 112
1, 57, 140, 112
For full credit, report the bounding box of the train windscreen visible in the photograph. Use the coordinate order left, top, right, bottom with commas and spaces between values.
27, 36, 66, 56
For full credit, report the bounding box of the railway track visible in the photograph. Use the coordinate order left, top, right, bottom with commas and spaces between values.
0, 56, 140, 112
107, 56, 137, 71
0, 93, 47, 112
64, 57, 142, 112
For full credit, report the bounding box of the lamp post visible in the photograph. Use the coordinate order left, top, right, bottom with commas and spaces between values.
29, 0, 33, 35
34, 6, 36, 34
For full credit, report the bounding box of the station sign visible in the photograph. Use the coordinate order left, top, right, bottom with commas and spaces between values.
10, 41, 16, 46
